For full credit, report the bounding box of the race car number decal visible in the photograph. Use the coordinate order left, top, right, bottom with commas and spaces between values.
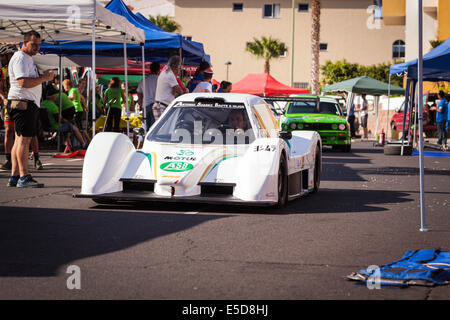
176, 149, 194, 156
160, 161, 194, 172
253, 145, 276, 152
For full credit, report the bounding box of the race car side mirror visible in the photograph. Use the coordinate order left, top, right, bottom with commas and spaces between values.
133, 127, 145, 137
278, 131, 292, 140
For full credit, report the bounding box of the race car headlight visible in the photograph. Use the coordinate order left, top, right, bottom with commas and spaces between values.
331, 124, 338, 130
339, 124, 346, 130
297, 123, 303, 129
289, 122, 297, 130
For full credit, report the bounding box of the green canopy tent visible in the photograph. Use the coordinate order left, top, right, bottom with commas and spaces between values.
321, 76, 405, 139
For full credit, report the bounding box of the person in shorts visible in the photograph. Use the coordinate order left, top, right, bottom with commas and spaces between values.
0, 44, 18, 170
7, 30, 54, 188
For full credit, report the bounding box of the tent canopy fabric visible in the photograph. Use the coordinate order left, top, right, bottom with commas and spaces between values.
390, 38, 450, 81
231, 73, 309, 96
0, 0, 145, 44
321, 76, 405, 95
105, 0, 206, 62
39, 0, 206, 65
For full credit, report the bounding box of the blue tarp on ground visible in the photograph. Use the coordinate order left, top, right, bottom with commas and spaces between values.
390, 38, 450, 81
40, 0, 207, 65
347, 249, 450, 287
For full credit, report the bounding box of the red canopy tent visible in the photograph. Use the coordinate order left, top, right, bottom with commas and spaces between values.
231, 73, 309, 96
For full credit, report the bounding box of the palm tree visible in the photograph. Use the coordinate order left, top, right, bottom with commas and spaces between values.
149, 15, 182, 33
246, 36, 287, 74
311, 0, 321, 94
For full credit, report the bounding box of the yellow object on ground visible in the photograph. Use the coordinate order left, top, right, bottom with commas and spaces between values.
95, 116, 142, 131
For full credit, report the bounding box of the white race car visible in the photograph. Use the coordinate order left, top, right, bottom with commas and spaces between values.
75, 93, 321, 207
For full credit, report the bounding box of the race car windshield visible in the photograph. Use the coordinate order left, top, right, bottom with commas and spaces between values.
287, 101, 342, 115
319, 102, 343, 116
148, 102, 255, 145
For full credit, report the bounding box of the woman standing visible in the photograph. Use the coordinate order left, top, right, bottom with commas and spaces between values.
103, 77, 126, 132
63, 79, 90, 143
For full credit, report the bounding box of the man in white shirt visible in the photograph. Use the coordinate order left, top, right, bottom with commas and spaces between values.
137, 62, 160, 131
193, 68, 213, 93
7, 30, 54, 188
153, 55, 183, 121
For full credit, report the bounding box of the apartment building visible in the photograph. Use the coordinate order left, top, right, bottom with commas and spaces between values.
161, 0, 403, 87
383, 0, 450, 61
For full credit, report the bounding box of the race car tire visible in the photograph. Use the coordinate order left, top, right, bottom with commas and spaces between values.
311, 144, 321, 194
276, 153, 288, 208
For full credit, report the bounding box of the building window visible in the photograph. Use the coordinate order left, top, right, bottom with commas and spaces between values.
320, 43, 328, 51
294, 82, 309, 89
392, 40, 405, 59
263, 4, 280, 18
298, 3, 309, 12
233, 3, 243, 11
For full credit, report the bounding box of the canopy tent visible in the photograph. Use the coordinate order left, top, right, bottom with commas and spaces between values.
389, 38, 450, 150
0, 0, 145, 44
0, 0, 146, 143
231, 73, 309, 96
105, 0, 206, 63
321, 76, 405, 95
38, 0, 206, 64
322, 76, 405, 140
390, 38, 450, 81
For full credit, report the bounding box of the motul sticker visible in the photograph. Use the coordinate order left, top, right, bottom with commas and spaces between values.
160, 161, 194, 172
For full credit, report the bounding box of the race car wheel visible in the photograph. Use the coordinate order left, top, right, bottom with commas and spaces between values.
276, 154, 288, 208
311, 144, 321, 194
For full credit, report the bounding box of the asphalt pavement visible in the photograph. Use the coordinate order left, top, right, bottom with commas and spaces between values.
0, 141, 449, 301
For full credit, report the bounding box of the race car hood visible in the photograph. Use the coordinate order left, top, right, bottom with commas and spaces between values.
284, 113, 346, 123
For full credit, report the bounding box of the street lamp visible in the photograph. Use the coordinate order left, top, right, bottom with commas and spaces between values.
225, 61, 232, 80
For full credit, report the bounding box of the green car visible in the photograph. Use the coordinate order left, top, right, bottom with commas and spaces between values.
268, 95, 351, 152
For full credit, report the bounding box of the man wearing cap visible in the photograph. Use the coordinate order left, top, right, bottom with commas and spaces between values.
193, 68, 214, 93
187, 61, 210, 93
153, 55, 184, 121
6, 30, 54, 188
0, 44, 18, 170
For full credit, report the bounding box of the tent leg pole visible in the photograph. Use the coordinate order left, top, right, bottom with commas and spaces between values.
124, 35, 129, 137
142, 45, 146, 131
418, 0, 427, 232
58, 55, 63, 152
92, 20, 97, 137
401, 79, 411, 155
374, 95, 379, 140
386, 74, 391, 141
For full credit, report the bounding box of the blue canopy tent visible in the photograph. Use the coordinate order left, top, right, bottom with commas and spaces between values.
389, 37, 450, 232
389, 38, 450, 147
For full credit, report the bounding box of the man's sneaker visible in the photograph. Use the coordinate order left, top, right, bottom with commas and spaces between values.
34, 160, 43, 170
7, 176, 19, 187
16, 175, 44, 188
1, 160, 12, 170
